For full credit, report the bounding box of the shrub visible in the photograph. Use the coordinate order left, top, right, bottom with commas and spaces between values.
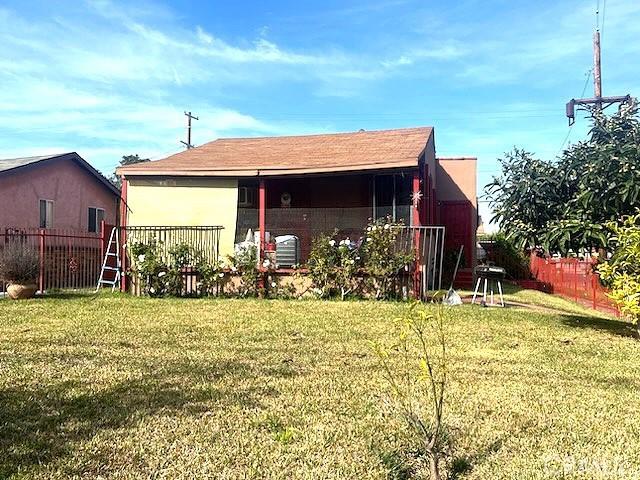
308, 232, 340, 298
129, 239, 172, 296
362, 217, 414, 300
482, 233, 531, 279
599, 212, 640, 336
308, 232, 360, 300
371, 302, 449, 480
227, 243, 259, 297
307, 218, 414, 300
128, 240, 222, 297
0, 242, 40, 284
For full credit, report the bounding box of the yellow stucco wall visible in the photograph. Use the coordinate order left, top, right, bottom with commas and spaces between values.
126, 177, 238, 257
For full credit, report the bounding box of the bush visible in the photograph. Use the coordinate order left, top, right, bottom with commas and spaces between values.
362, 217, 414, 300
0, 242, 40, 284
307, 217, 414, 300
128, 240, 222, 297
481, 233, 531, 279
307, 232, 359, 299
599, 212, 640, 336
227, 243, 259, 297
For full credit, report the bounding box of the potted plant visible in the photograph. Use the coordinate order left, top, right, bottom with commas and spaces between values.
0, 242, 40, 299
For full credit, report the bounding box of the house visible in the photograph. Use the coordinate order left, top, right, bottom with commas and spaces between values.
0, 152, 120, 232
117, 127, 477, 277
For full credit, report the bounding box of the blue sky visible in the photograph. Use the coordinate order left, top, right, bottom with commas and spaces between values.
1, 0, 639, 227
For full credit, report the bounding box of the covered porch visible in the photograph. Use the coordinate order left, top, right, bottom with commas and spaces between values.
234, 169, 435, 264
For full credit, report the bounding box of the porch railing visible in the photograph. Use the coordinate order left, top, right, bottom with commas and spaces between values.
123, 226, 223, 266
397, 226, 445, 299
121, 225, 224, 296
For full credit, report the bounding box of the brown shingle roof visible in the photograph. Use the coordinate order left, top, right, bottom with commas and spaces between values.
118, 127, 432, 177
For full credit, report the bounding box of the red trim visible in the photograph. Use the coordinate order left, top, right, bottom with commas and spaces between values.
120, 176, 128, 292
258, 179, 266, 262
412, 172, 421, 227
100, 220, 107, 260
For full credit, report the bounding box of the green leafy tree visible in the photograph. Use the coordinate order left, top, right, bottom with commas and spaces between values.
598, 212, 640, 336
110, 154, 150, 188
487, 99, 640, 254
485, 148, 563, 250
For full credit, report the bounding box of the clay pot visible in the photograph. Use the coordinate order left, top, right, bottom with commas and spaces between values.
6, 283, 38, 300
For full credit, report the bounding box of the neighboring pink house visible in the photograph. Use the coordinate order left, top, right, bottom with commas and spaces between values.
0, 152, 120, 232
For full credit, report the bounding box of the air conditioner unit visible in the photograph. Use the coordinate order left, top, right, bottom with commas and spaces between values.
275, 235, 301, 267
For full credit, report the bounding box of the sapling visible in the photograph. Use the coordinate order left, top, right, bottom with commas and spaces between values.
372, 302, 448, 480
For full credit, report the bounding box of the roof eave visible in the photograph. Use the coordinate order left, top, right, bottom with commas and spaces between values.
118, 159, 419, 177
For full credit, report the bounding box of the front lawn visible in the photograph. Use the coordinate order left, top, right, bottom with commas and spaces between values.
1, 294, 639, 479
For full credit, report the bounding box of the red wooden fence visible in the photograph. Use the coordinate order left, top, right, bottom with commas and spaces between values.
1, 227, 105, 294
528, 255, 619, 316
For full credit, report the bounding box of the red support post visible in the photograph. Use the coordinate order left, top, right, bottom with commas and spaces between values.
100, 220, 107, 259
38, 229, 45, 294
412, 172, 421, 228
120, 176, 128, 292
258, 179, 266, 293
258, 179, 266, 263
412, 172, 421, 298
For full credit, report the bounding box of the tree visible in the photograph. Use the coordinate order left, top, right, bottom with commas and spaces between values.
485, 148, 563, 251
371, 303, 449, 479
109, 154, 150, 188
598, 212, 640, 337
486, 99, 640, 255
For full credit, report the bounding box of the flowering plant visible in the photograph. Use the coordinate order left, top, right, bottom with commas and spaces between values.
227, 243, 259, 297
361, 216, 415, 300
128, 240, 222, 297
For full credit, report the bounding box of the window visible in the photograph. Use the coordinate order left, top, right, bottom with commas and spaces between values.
238, 186, 255, 207
88, 207, 105, 233
373, 174, 413, 224
39, 199, 53, 229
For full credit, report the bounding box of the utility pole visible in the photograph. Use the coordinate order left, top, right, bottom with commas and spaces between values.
566, 25, 630, 125
180, 111, 199, 149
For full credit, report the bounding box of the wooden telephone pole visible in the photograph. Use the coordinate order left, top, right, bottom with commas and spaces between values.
180, 111, 199, 149
566, 27, 630, 125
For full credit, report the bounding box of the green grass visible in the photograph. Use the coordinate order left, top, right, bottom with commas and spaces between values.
0, 293, 639, 479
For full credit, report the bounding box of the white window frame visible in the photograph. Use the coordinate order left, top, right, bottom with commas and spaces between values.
39, 199, 54, 229
88, 206, 105, 233
238, 186, 255, 207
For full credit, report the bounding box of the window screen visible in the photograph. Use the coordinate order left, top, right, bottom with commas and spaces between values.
88, 207, 105, 233
39, 199, 53, 228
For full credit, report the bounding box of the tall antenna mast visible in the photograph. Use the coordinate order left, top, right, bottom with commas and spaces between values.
180, 111, 199, 149
565, 3, 630, 125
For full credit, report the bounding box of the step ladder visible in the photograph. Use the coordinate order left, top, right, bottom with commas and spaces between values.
96, 227, 122, 292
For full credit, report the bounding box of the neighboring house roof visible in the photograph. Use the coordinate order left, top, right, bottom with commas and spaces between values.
0, 152, 120, 196
118, 127, 433, 177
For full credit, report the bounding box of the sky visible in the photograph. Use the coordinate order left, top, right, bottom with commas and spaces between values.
1, 0, 639, 229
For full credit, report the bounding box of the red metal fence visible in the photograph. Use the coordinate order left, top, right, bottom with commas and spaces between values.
528, 255, 620, 316
1, 227, 104, 294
